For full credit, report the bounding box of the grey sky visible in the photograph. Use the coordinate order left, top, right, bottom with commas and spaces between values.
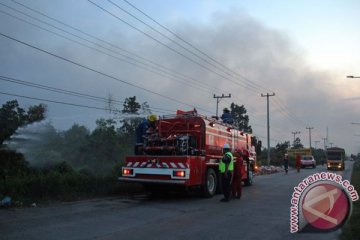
1, 0, 360, 154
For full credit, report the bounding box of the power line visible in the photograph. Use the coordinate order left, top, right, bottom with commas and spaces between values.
0, 6, 265, 128
4, 1, 316, 145
88, 0, 263, 94
213, 93, 231, 118
0, 75, 111, 102
0, 90, 169, 116
0, 75, 174, 114
0, 91, 112, 111
0, 80, 277, 137
120, 0, 272, 93
6, 1, 272, 121
0, 32, 212, 114
272, 96, 307, 126
112, 0, 292, 133
109, 0, 265, 94
3, 1, 264, 118
89, 1, 311, 135
0, 3, 218, 93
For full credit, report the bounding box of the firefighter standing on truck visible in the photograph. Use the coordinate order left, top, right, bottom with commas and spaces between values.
219, 143, 234, 202
134, 114, 157, 154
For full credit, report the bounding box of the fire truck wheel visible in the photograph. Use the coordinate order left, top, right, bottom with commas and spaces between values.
203, 168, 217, 198
244, 170, 253, 186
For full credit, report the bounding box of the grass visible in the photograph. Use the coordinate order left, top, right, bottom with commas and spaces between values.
0, 159, 144, 207
340, 161, 360, 239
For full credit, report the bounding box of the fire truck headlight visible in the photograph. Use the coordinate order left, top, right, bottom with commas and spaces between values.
123, 168, 133, 176
173, 170, 186, 178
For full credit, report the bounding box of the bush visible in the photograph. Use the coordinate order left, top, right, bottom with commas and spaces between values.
340, 161, 360, 239
0, 149, 29, 180
0, 160, 120, 205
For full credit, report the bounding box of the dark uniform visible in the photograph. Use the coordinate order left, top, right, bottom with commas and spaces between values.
232, 151, 243, 199
221, 108, 234, 124
296, 154, 301, 173
219, 145, 234, 202
284, 154, 289, 174
134, 115, 157, 154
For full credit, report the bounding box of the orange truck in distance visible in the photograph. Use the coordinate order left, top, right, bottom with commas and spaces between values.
326, 147, 345, 170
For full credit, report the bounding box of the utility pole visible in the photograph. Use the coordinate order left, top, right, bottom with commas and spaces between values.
306, 127, 314, 149
213, 93, 231, 118
322, 137, 327, 150
261, 92, 275, 166
292, 131, 301, 146
314, 140, 320, 149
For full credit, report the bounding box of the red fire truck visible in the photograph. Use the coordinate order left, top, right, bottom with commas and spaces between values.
119, 109, 257, 197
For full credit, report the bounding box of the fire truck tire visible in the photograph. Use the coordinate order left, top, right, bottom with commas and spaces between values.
203, 168, 217, 198
244, 170, 253, 186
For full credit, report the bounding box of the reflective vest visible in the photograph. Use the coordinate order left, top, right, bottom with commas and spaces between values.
219, 152, 234, 173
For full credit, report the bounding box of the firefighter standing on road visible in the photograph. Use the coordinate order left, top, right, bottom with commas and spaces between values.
232, 149, 244, 199
219, 143, 234, 202
296, 154, 301, 173
283, 153, 289, 174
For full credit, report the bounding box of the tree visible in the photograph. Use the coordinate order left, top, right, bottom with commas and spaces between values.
257, 141, 291, 166
229, 103, 252, 133
140, 102, 151, 115
26, 104, 47, 123
60, 124, 90, 168
276, 141, 291, 153
293, 137, 304, 149
85, 118, 121, 175
0, 100, 26, 144
119, 96, 143, 134
273, 141, 291, 165
312, 148, 326, 165
0, 100, 47, 144
22, 123, 63, 168
251, 136, 262, 156
122, 96, 141, 114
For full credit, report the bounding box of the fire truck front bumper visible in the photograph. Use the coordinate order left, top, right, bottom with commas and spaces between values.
118, 177, 186, 185
119, 167, 190, 185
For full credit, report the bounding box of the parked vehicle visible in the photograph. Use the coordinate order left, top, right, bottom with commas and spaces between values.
119, 109, 257, 197
300, 155, 316, 168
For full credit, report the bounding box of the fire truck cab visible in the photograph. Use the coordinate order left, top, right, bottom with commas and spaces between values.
119, 109, 257, 197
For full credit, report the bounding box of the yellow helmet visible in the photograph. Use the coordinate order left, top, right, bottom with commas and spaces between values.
147, 114, 157, 122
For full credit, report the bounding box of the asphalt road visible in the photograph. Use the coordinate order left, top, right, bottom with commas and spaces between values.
0, 162, 354, 240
